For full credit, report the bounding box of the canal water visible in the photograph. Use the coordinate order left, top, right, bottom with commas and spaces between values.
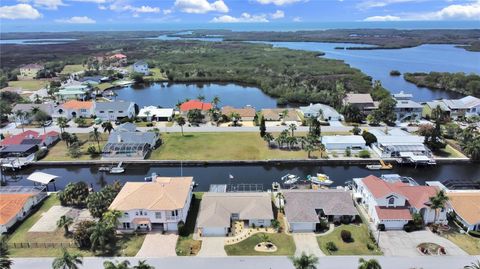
3, 163, 479, 192
114, 82, 278, 108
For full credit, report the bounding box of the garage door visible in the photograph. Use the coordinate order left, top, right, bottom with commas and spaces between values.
290, 222, 315, 233
202, 227, 226, 237
382, 220, 408, 230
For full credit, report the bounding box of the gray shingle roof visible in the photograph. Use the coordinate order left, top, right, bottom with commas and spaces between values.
108, 131, 156, 145
284, 190, 358, 223
95, 101, 133, 112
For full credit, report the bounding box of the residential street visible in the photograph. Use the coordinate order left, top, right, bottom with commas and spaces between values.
11, 255, 480, 269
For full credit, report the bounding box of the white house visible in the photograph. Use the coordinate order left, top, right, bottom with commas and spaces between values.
138, 106, 174, 122
95, 101, 136, 121
459, 96, 480, 118
133, 61, 149, 75
283, 190, 358, 232
0, 186, 47, 234
298, 103, 343, 122
392, 91, 423, 122
353, 175, 446, 230
197, 192, 274, 237
109, 176, 194, 232
53, 100, 95, 119
322, 135, 367, 151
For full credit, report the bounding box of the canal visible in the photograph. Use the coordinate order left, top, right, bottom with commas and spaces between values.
2, 163, 479, 192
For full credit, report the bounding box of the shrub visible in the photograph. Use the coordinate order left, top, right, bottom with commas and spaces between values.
362, 131, 377, 146
58, 182, 89, 207
367, 243, 375, 250
468, 230, 480, 238
358, 150, 371, 158
340, 230, 352, 242
146, 122, 154, 127
73, 220, 95, 248
326, 241, 338, 252
345, 147, 351, 157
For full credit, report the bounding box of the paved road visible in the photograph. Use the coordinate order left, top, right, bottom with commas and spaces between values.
11, 255, 480, 269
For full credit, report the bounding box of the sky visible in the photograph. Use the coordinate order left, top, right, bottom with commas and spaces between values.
0, 0, 479, 27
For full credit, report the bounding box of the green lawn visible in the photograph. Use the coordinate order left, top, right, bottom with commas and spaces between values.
60, 64, 85, 74
317, 224, 382, 255
224, 233, 295, 256
144, 68, 167, 81
43, 133, 108, 161
8, 80, 48, 91
151, 132, 320, 160
433, 144, 466, 158
176, 192, 203, 256
97, 82, 115, 91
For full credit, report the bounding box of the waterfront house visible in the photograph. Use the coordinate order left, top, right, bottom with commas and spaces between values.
108, 53, 127, 67
1, 130, 59, 148
343, 93, 377, 114
221, 106, 256, 121
197, 192, 274, 237
138, 106, 174, 122
459, 96, 480, 118
109, 176, 194, 232
369, 128, 433, 164
95, 100, 136, 121
322, 135, 367, 152
423, 100, 451, 119
298, 103, 344, 122
19, 63, 43, 79
54, 100, 95, 119
102, 123, 158, 160
441, 99, 468, 119
179, 100, 213, 113
260, 108, 300, 124
0, 186, 47, 233
447, 191, 480, 232
79, 76, 103, 85
392, 91, 423, 122
133, 60, 149, 75
283, 190, 358, 232
353, 175, 446, 230
56, 84, 91, 101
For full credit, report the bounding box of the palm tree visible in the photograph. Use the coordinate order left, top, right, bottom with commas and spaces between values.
89, 127, 102, 152
0, 237, 13, 269
429, 190, 449, 224
318, 143, 326, 158
304, 141, 316, 159
197, 94, 205, 110
464, 137, 480, 161
102, 121, 114, 134
102, 210, 122, 228
134, 260, 155, 269
15, 110, 25, 130
57, 117, 68, 134
281, 109, 289, 124
263, 132, 274, 148
275, 192, 284, 211
52, 249, 83, 269
212, 95, 220, 109
89, 221, 115, 253
103, 260, 131, 269
229, 112, 241, 126
465, 260, 480, 269
30, 106, 40, 117
358, 258, 382, 269
289, 252, 319, 269
57, 215, 74, 236
175, 115, 186, 136
259, 233, 270, 243
289, 123, 297, 137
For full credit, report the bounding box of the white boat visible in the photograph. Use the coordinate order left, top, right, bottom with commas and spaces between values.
281, 174, 299, 185
366, 164, 382, 170
309, 173, 333, 186
272, 182, 281, 191
109, 162, 124, 174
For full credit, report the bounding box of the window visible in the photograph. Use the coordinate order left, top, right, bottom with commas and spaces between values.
99, 111, 105, 113
108, 111, 114, 114
80, 109, 87, 113
122, 222, 130, 229
124, 212, 129, 217
388, 197, 395, 205
119, 111, 124, 113
155, 212, 162, 219
171, 210, 178, 217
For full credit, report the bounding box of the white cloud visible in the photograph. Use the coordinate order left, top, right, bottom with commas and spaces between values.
357, 0, 418, 10
18, 0, 65, 10
55, 15, 96, 23
70, 0, 109, 2
163, 8, 172, 15
132, 5, 160, 13
0, 4, 42, 19
270, 10, 284, 19
175, 0, 228, 14
292, 16, 302, 22
211, 12, 269, 23
107, 1, 161, 16
256, 0, 303, 6
363, 15, 401, 21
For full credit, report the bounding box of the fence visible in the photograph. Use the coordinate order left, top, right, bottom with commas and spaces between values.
8, 242, 78, 249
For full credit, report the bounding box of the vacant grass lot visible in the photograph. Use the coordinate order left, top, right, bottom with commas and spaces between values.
144, 68, 167, 81
44, 133, 108, 161
224, 233, 295, 256
151, 132, 319, 160
8, 80, 48, 91
176, 192, 203, 256
60, 64, 85, 74
317, 224, 382, 255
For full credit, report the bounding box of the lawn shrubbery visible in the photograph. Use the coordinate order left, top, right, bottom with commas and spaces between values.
340, 230, 353, 243
326, 241, 338, 252
358, 150, 371, 158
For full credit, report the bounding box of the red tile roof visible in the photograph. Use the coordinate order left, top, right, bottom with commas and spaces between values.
0, 193, 35, 225
1, 130, 39, 146
110, 53, 127, 59
375, 206, 412, 220
61, 100, 93, 110
39, 131, 60, 140
362, 175, 400, 199
180, 100, 213, 112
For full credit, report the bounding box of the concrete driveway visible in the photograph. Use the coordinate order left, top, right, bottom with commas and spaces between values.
293, 233, 325, 257
197, 237, 227, 257
136, 233, 178, 257
379, 230, 467, 257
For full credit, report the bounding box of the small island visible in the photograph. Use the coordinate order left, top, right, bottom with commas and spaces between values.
390, 70, 401, 76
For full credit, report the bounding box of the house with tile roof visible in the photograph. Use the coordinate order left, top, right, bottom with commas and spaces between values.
197, 192, 274, 237
343, 93, 377, 114
353, 175, 446, 230
447, 191, 480, 232
0, 186, 47, 233
179, 100, 213, 113
109, 176, 194, 232
1, 130, 59, 148
283, 190, 358, 232
53, 100, 95, 119
221, 106, 256, 121
108, 53, 127, 66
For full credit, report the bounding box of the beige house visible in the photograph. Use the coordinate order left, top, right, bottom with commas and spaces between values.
260, 108, 300, 123
109, 176, 194, 232
221, 106, 256, 121
19, 64, 43, 79
343, 93, 377, 114
197, 192, 274, 237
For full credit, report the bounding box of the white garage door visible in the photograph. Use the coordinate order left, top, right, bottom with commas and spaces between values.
382, 220, 408, 230
290, 222, 315, 233
202, 227, 226, 237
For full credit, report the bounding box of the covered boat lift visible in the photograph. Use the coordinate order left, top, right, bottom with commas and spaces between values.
27, 172, 59, 191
